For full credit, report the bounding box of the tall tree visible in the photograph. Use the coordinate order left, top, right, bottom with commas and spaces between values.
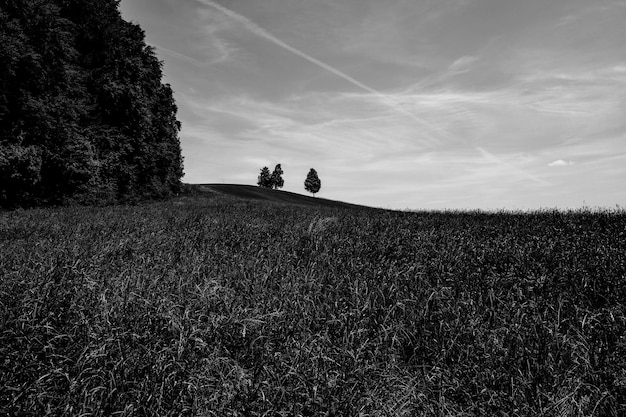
257, 166, 272, 188
0, 0, 183, 207
304, 168, 321, 196
270, 164, 284, 190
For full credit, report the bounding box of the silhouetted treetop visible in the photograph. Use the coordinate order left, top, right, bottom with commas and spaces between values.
257, 166, 272, 188
304, 168, 321, 195
271, 164, 284, 190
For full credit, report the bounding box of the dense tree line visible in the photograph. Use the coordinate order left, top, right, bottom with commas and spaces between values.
0, 0, 183, 207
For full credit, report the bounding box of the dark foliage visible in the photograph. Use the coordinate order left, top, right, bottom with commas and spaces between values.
257, 166, 272, 188
304, 168, 321, 195
257, 164, 284, 189
270, 163, 284, 190
0, 0, 183, 208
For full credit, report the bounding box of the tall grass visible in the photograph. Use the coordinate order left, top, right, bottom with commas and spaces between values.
1, 195, 625, 416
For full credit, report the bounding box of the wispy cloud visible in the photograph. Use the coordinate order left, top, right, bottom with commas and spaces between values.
120, 0, 626, 209
196, 0, 453, 146
154, 45, 207, 66
476, 147, 549, 185
548, 159, 574, 167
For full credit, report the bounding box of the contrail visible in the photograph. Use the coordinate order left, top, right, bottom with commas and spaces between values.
154, 45, 204, 65
196, 1, 546, 185
476, 147, 549, 185
196, 0, 445, 146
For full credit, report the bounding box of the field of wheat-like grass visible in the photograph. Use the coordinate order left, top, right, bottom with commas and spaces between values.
1, 194, 625, 416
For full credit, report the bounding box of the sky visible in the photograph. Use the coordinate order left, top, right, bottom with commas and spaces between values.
119, 0, 626, 210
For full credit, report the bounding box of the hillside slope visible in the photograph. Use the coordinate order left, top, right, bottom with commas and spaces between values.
188, 183, 375, 210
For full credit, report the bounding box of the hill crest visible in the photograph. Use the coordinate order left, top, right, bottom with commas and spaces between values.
187, 184, 374, 210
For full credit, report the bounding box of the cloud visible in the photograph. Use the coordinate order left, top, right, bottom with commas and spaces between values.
124, 0, 626, 209
548, 159, 574, 167
195, 0, 451, 147
154, 45, 206, 66
477, 147, 549, 185
448, 55, 479, 74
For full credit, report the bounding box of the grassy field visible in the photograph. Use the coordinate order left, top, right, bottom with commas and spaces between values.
1, 189, 625, 416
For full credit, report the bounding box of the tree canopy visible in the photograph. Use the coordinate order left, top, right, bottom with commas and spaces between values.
257, 166, 272, 188
0, 0, 183, 207
270, 164, 284, 190
257, 164, 284, 189
304, 168, 321, 195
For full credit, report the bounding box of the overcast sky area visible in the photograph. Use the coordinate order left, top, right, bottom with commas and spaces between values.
120, 0, 626, 210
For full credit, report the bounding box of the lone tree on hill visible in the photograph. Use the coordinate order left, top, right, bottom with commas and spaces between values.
304, 168, 321, 196
270, 164, 284, 189
257, 167, 272, 188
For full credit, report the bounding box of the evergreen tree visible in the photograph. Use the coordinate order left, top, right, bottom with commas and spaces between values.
304, 168, 321, 196
257, 166, 272, 188
0, 0, 183, 207
270, 164, 284, 189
